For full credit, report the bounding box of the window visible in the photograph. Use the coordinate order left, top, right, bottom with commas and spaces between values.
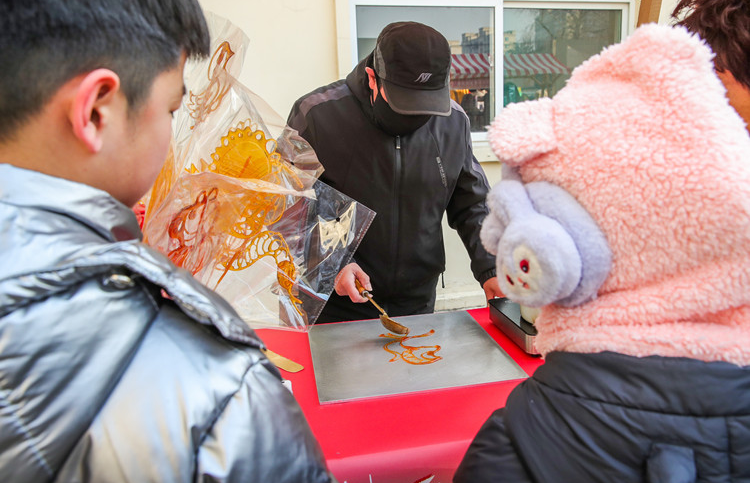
503, 2, 631, 106
350, 2, 499, 136
342, 0, 634, 141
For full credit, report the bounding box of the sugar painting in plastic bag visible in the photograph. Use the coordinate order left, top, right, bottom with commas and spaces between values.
142, 13, 374, 330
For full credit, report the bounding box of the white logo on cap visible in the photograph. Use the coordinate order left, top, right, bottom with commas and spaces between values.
414, 73, 433, 83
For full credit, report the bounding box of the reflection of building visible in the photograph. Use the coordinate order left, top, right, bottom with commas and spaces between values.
504, 31, 516, 52
448, 40, 462, 55
461, 27, 492, 54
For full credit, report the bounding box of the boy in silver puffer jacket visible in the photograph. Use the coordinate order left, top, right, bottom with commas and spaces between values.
0, 1, 333, 481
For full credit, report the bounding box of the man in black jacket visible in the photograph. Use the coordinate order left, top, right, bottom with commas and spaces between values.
0, 1, 332, 480
287, 21, 502, 323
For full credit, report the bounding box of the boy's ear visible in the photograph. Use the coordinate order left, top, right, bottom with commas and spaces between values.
69, 69, 121, 153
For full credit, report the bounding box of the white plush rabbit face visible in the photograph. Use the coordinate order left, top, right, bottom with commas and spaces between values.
496, 221, 581, 307
501, 244, 542, 296
482, 179, 611, 308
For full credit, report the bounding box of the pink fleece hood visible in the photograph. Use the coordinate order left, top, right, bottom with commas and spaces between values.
483, 24, 750, 364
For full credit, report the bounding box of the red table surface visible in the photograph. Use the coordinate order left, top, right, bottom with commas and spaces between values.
256, 307, 544, 483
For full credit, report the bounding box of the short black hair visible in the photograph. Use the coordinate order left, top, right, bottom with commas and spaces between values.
0, 0, 211, 141
673, 0, 750, 90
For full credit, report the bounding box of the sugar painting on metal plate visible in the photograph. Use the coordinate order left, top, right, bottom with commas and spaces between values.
309, 311, 528, 403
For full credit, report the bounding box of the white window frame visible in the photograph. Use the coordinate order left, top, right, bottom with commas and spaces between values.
335, 0, 635, 147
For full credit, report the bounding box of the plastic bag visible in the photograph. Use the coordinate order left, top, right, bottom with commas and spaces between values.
142, 13, 374, 330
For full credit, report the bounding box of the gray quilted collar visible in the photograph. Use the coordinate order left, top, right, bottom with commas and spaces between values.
0, 164, 142, 242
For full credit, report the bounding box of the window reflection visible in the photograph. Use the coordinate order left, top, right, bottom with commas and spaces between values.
503, 8, 622, 105
356, 6, 494, 133
354, 5, 624, 132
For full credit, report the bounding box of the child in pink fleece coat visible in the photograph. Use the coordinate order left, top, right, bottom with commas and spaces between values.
455, 0, 750, 481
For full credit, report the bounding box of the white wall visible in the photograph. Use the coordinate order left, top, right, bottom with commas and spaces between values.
660, 0, 680, 22
198, 0, 341, 120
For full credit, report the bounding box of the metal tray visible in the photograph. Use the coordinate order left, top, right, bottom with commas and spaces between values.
308, 310, 528, 403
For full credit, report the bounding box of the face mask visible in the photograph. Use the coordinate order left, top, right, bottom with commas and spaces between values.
371, 92, 431, 136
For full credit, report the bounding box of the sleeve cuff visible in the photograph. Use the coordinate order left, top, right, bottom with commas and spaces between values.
477, 267, 497, 286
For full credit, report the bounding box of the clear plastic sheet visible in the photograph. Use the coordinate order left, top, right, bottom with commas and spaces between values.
142, 13, 374, 330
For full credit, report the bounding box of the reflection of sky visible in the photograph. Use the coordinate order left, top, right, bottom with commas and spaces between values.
356, 6, 492, 42
504, 9, 538, 43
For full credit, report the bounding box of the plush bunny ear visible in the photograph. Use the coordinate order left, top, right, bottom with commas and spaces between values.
488, 98, 557, 166
526, 182, 612, 307
483, 180, 583, 307
480, 184, 510, 256
482, 179, 612, 308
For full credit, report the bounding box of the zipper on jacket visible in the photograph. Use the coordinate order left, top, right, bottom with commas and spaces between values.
388, 135, 402, 305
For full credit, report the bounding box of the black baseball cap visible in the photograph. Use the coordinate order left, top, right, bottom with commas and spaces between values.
373, 22, 452, 117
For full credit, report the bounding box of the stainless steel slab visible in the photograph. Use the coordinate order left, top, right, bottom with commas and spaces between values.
309, 311, 528, 404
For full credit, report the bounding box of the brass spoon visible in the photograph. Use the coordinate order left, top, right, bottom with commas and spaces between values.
355, 279, 410, 335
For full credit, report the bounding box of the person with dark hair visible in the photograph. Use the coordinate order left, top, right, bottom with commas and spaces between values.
454, 0, 750, 481
460, 89, 489, 131
0, 1, 333, 481
673, 0, 750, 124
287, 22, 502, 323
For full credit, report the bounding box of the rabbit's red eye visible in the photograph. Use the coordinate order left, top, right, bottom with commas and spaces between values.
506, 275, 515, 285
520, 260, 529, 273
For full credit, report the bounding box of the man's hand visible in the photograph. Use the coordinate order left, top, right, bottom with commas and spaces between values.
334, 263, 371, 303
482, 276, 504, 301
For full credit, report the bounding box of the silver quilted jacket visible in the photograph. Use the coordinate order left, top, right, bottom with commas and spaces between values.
0, 164, 334, 483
